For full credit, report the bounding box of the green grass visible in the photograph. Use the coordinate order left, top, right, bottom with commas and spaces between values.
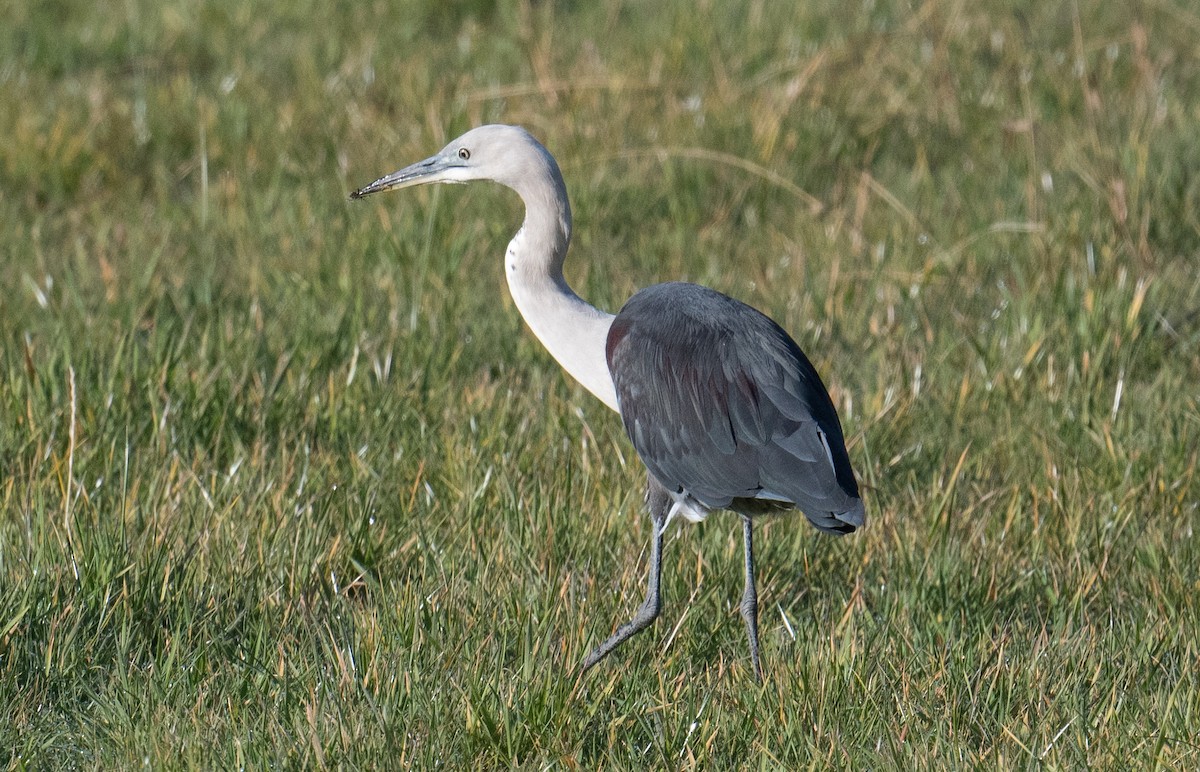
3, 0, 1199, 766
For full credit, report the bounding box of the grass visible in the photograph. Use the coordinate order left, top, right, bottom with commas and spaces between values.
2, 0, 1199, 766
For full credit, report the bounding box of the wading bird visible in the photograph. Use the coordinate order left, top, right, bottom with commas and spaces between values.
352, 125, 863, 680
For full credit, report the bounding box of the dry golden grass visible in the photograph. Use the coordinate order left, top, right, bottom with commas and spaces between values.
2, 0, 1198, 766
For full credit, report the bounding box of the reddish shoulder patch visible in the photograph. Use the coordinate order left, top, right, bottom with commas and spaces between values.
605, 316, 633, 367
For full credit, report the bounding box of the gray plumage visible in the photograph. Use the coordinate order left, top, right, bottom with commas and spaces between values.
607, 281, 863, 534
350, 125, 865, 682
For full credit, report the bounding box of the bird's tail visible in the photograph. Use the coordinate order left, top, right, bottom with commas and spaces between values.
805, 498, 865, 535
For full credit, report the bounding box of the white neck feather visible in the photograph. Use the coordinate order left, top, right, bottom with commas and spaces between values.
504, 230, 618, 412
502, 172, 618, 412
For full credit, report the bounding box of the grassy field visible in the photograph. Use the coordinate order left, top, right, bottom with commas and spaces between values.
3, 0, 1199, 766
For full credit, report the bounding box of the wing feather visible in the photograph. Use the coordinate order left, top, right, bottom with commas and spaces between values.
607, 283, 863, 534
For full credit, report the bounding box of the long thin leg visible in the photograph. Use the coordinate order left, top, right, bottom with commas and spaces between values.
740, 515, 763, 682
580, 494, 668, 674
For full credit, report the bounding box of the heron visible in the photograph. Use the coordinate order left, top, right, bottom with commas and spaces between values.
351, 125, 864, 681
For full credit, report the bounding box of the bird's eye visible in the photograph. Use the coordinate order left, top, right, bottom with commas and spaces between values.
457, 148, 471, 160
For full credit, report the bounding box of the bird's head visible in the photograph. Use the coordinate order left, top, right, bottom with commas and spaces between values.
351, 124, 558, 199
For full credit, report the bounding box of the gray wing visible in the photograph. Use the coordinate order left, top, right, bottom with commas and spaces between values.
606, 283, 864, 534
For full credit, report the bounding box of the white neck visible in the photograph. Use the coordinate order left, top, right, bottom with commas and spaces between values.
503, 170, 618, 412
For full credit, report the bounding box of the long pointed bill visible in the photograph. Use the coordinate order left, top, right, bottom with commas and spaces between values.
349, 154, 460, 199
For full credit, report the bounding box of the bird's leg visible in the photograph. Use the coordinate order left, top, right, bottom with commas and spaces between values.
740, 515, 763, 682
580, 482, 669, 674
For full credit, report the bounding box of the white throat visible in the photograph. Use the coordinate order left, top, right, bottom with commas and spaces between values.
504, 227, 618, 411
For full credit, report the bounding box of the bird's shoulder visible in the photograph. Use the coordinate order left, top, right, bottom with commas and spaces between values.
606, 282, 821, 410
607, 282, 780, 359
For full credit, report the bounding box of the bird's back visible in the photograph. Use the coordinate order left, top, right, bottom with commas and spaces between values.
606, 282, 864, 534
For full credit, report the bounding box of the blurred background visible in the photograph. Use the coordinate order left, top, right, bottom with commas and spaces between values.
2, 0, 1198, 766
